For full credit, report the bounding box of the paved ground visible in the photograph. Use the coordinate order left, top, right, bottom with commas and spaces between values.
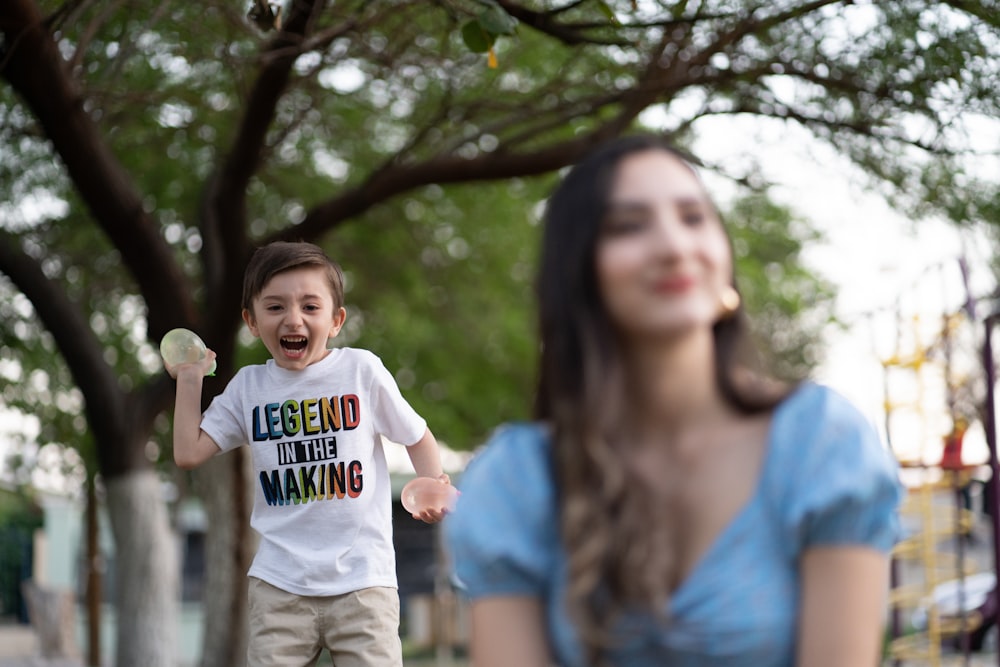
3, 620, 999, 667
0, 623, 464, 667
0, 624, 82, 667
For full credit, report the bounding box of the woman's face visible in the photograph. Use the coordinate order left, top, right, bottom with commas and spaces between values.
595, 149, 734, 342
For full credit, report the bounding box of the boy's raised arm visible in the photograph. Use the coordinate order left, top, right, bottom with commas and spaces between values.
167, 351, 221, 470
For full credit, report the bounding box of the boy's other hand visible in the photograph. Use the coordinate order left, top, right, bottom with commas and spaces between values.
412, 504, 451, 524
408, 474, 458, 524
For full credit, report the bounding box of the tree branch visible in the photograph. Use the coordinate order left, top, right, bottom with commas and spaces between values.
199, 0, 327, 316
286, 0, 732, 241
66, 0, 124, 75
0, 230, 132, 473
495, 0, 637, 46
0, 0, 197, 341
283, 128, 626, 243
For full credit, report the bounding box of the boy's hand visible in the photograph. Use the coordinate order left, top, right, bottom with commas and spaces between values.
164, 349, 217, 379
407, 474, 458, 524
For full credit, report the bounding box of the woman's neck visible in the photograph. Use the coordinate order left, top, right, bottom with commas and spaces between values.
622, 330, 728, 437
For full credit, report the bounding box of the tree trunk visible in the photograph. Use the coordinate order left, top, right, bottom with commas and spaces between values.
21, 580, 79, 659
85, 477, 102, 667
192, 448, 255, 667
105, 470, 178, 667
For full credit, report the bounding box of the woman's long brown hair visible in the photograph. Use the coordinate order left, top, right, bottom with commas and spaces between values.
533, 135, 792, 665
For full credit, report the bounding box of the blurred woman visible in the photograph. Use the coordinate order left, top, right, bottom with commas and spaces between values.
444, 135, 902, 667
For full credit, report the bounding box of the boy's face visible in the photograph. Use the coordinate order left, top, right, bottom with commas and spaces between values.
242, 266, 346, 371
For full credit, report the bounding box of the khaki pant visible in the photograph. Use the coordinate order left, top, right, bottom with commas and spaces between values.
247, 577, 403, 667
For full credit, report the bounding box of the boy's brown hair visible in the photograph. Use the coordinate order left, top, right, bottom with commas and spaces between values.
241, 241, 345, 314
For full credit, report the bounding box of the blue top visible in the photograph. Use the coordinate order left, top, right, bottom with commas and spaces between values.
443, 383, 903, 666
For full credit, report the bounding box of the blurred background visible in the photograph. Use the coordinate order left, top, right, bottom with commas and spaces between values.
2, 1, 1000, 665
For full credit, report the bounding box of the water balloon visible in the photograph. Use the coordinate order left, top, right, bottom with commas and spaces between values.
160, 328, 216, 376
400, 477, 458, 517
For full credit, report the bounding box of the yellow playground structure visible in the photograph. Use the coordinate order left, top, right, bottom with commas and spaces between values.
880, 270, 1000, 666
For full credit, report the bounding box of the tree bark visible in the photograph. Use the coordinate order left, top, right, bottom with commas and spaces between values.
192, 450, 256, 667
85, 477, 102, 667
22, 580, 78, 659
104, 470, 179, 667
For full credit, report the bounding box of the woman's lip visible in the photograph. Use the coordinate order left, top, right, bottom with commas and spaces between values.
651, 276, 696, 292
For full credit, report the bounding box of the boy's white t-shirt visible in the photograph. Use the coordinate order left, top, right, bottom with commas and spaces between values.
200, 346, 427, 597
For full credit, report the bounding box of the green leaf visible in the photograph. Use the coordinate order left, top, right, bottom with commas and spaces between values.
461, 20, 494, 53
477, 4, 517, 36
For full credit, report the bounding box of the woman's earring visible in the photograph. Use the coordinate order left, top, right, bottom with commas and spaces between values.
719, 286, 740, 316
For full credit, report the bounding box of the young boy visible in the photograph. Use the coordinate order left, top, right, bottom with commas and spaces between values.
168, 241, 450, 667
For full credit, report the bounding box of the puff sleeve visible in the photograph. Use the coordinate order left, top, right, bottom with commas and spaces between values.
443, 423, 559, 599
766, 384, 904, 555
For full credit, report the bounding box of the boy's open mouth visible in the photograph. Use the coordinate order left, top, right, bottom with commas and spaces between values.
281, 336, 308, 352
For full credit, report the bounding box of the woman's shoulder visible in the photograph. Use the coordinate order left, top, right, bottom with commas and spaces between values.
765, 380, 895, 504
471, 422, 552, 458
771, 381, 879, 449
764, 381, 903, 550
776, 380, 863, 416
459, 422, 555, 499
444, 423, 559, 596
